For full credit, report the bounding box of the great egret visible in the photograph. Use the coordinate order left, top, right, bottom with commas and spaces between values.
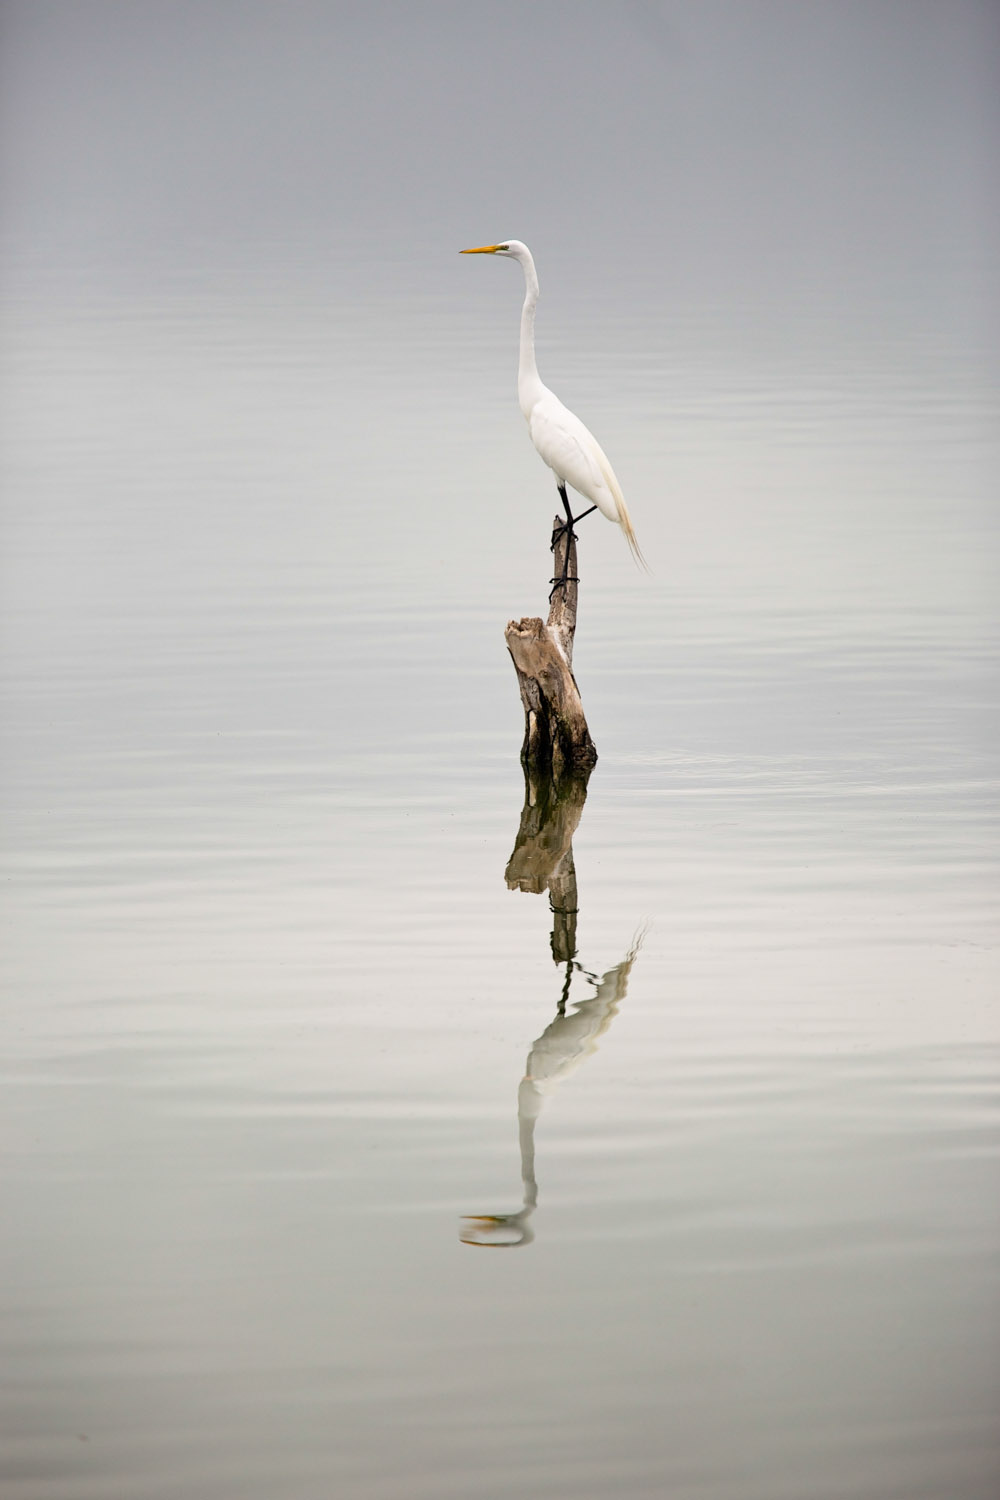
461, 240, 647, 583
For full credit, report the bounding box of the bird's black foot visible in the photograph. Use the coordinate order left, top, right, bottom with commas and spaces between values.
548, 574, 580, 600
551, 504, 597, 551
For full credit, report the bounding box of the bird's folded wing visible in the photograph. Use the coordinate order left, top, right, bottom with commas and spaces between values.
529, 398, 612, 504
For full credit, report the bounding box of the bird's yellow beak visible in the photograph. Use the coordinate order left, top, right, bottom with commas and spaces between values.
460, 244, 502, 254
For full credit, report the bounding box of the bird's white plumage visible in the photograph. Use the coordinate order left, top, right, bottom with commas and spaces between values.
528, 390, 622, 525
461, 239, 647, 569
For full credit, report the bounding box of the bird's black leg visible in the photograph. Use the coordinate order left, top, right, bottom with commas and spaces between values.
551, 498, 599, 550
558, 482, 575, 544
550, 483, 579, 594
549, 489, 599, 596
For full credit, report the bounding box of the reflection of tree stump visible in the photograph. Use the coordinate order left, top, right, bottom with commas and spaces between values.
505, 768, 591, 965
505, 517, 597, 780
548, 848, 579, 968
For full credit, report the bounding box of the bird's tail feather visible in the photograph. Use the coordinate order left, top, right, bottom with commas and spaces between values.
593, 445, 649, 573
616, 493, 650, 572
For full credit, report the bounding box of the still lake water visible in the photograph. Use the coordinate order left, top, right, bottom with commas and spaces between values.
2, 258, 998, 1498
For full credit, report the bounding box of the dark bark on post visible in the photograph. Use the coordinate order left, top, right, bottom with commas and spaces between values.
505, 515, 598, 780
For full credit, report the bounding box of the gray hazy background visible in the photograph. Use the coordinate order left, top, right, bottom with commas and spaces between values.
1, 5, 998, 1500
2, 0, 997, 608
3, 0, 998, 300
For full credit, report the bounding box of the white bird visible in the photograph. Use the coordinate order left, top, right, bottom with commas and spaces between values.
461, 240, 647, 583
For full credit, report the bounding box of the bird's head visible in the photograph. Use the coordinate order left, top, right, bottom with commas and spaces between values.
460, 240, 527, 260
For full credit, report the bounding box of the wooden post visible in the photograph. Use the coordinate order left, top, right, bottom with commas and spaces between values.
504, 516, 598, 779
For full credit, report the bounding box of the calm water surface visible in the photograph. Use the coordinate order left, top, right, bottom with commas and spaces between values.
1, 264, 998, 1499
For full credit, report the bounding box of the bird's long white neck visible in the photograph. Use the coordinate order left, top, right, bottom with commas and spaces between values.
514, 247, 544, 417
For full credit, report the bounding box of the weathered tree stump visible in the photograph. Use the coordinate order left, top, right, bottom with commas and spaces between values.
505, 516, 598, 780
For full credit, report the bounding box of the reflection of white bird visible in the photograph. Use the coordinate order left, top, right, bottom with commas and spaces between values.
461, 240, 647, 582
461, 933, 644, 1248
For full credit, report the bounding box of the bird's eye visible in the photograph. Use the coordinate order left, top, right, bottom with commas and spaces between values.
499, 244, 509, 250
